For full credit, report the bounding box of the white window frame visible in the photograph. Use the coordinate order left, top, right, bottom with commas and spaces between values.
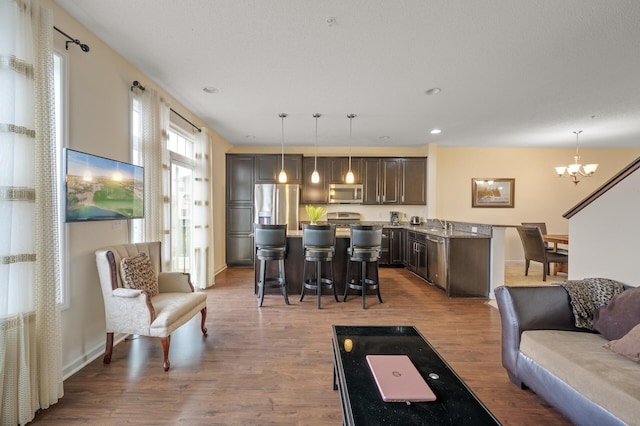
130, 96, 144, 243
55, 48, 70, 310
168, 125, 195, 273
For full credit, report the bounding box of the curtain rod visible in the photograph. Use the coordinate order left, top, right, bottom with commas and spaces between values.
53, 26, 90, 52
131, 80, 202, 133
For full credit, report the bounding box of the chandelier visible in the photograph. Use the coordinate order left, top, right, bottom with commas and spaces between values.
554, 130, 598, 185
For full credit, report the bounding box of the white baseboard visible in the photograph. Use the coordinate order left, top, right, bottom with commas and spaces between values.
63, 333, 128, 380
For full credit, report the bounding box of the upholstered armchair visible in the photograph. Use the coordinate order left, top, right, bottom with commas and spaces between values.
95, 241, 207, 371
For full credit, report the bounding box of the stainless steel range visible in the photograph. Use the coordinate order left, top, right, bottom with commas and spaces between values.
327, 212, 361, 230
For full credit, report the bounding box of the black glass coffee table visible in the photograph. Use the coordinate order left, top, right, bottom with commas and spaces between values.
332, 325, 501, 425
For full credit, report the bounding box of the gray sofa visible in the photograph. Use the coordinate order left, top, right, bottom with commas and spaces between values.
495, 285, 640, 426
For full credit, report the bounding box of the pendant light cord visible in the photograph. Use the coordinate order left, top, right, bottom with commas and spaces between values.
314, 113, 320, 169
348, 114, 355, 170
279, 113, 287, 168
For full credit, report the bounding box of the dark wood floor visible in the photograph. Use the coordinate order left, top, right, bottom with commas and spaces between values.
34, 267, 570, 425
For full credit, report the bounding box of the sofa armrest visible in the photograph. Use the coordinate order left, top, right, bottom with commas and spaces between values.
158, 272, 194, 293
495, 285, 582, 378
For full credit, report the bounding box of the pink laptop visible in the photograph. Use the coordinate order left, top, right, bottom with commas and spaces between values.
366, 355, 437, 403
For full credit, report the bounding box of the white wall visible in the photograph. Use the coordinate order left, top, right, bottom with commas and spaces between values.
569, 168, 640, 286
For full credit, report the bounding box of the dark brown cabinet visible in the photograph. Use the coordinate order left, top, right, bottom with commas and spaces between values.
301, 156, 328, 204
227, 155, 254, 203
362, 158, 401, 204
406, 231, 427, 278
328, 157, 363, 184
401, 158, 427, 205
363, 157, 426, 205
254, 154, 303, 184
379, 227, 403, 266
446, 238, 490, 297
226, 155, 256, 266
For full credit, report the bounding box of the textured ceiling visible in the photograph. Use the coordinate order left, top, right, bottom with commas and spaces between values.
53, 0, 640, 148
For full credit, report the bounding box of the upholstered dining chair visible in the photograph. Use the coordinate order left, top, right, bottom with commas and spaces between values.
521, 222, 568, 254
516, 226, 568, 281
95, 241, 207, 371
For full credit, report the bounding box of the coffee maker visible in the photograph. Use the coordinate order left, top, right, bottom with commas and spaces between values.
389, 211, 400, 226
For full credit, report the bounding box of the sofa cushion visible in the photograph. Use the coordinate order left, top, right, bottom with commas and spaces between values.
604, 323, 640, 363
593, 286, 640, 340
120, 253, 159, 297
520, 330, 640, 426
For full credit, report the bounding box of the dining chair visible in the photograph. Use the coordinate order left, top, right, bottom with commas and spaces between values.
516, 226, 568, 281
521, 222, 568, 254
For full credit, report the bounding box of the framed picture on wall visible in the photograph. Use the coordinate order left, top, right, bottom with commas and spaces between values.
472, 178, 515, 208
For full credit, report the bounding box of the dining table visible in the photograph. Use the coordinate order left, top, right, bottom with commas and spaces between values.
543, 234, 568, 275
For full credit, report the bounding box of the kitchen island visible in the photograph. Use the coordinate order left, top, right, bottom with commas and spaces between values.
254, 223, 493, 299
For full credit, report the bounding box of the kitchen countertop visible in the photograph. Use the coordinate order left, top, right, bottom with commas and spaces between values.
287, 224, 491, 239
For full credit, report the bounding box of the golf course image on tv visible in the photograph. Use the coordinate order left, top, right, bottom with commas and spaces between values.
65, 149, 144, 222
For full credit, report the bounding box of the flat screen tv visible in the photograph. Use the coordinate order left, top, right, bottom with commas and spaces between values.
64, 148, 144, 222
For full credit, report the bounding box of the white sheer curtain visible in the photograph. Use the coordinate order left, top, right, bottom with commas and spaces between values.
0, 0, 64, 424
131, 86, 171, 268
192, 129, 214, 288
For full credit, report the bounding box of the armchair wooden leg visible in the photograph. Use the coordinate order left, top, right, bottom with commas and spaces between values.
161, 336, 171, 371
103, 332, 114, 364
200, 307, 208, 335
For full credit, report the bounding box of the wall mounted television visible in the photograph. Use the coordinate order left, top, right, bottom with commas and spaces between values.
64, 148, 144, 222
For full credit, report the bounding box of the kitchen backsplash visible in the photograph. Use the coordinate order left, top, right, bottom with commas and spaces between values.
299, 204, 428, 223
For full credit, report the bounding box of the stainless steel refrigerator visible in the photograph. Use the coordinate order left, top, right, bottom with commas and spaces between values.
254, 184, 300, 230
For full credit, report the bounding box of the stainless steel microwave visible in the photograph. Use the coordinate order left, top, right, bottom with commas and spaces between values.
328, 184, 364, 204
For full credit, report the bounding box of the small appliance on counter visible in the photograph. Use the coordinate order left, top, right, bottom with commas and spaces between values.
390, 211, 400, 226
410, 216, 421, 226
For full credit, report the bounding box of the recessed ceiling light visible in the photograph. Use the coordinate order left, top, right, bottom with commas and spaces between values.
430, 128, 441, 134
326, 17, 337, 26
424, 88, 441, 95
203, 86, 218, 94
379, 136, 391, 140
245, 135, 255, 139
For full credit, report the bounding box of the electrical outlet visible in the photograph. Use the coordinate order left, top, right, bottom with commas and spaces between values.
112, 220, 122, 230
471, 226, 477, 233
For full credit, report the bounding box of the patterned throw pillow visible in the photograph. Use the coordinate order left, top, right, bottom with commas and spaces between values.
120, 253, 159, 297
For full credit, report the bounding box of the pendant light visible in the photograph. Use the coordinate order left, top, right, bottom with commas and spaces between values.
311, 113, 321, 183
345, 114, 356, 184
554, 130, 598, 185
278, 113, 288, 183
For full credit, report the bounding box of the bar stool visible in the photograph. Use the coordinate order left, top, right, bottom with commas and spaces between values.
344, 224, 383, 309
254, 224, 289, 307
301, 224, 339, 309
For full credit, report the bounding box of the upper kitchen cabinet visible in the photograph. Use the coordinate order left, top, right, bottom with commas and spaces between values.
328, 157, 363, 184
301, 156, 328, 204
254, 154, 303, 184
401, 158, 427, 204
363, 157, 426, 205
362, 158, 401, 204
226, 154, 255, 203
